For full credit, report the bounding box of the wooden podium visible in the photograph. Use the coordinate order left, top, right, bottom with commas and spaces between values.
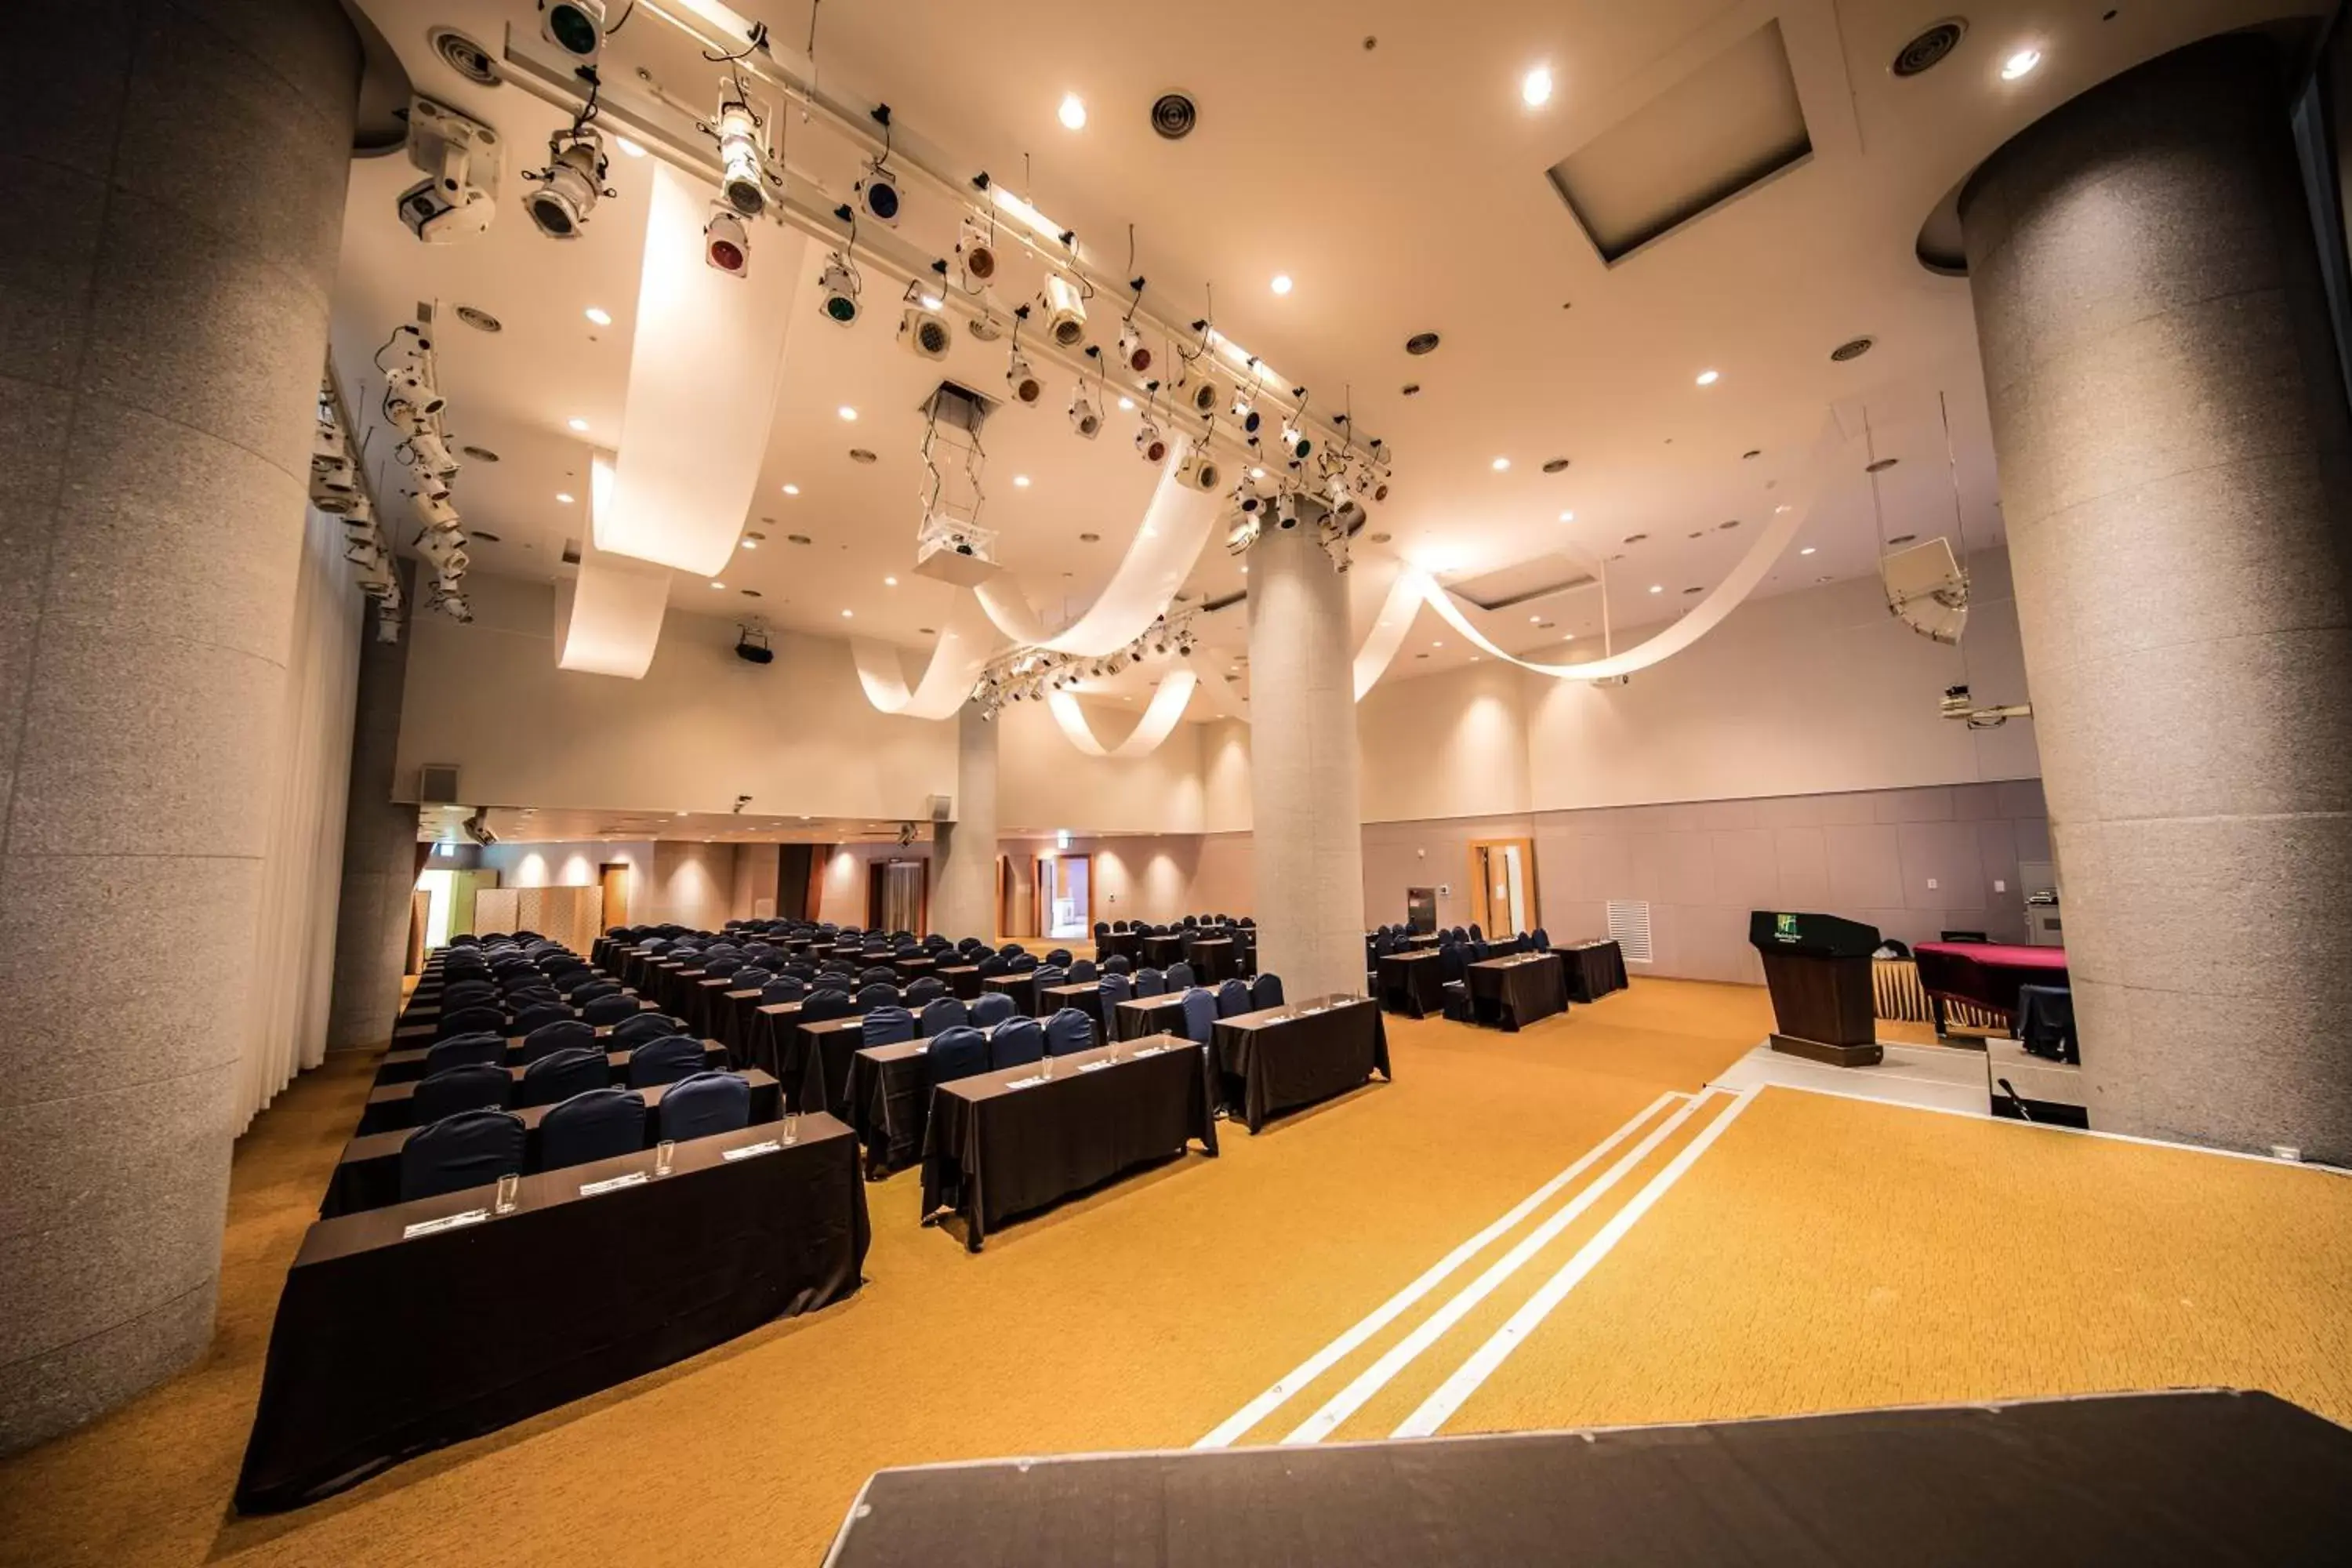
1748, 911, 1882, 1067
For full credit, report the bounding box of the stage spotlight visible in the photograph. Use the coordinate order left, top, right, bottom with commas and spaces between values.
539, 0, 606, 61
1280, 423, 1312, 462
1006, 351, 1044, 405
524, 127, 612, 238
1039, 273, 1087, 348
385, 362, 445, 423
1230, 387, 1264, 434
898, 300, 952, 360
818, 252, 860, 324
412, 490, 460, 531
1226, 514, 1261, 557
1176, 449, 1222, 492
1069, 387, 1102, 439
1186, 373, 1221, 419
714, 98, 768, 217
1135, 416, 1168, 464
956, 216, 997, 286
417, 525, 469, 572
704, 208, 749, 274
407, 427, 459, 478
1275, 492, 1301, 530
1116, 321, 1152, 375
856, 158, 902, 225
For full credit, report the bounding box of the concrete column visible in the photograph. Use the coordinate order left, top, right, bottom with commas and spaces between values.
326, 576, 420, 1050
1246, 522, 1368, 1000
0, 0, 358, 1451
931, 702, 1000, 940
1962, 34, 2352, 1159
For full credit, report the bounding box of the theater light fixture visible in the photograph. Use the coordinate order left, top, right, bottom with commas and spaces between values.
523, 125, 612, 238
1069, 387, 1102, 439
818, 251, 861, 324
898, 296, 952, 360
1006, 350, 1044, 405
713, 94, 770, 217
955, 215, 998, 288
704, 207, 749, 275
539, 0, 606, 62
855, 154, 902, 226
1039, 273, 1089, 348
1116, 322, 1152, 375
1135, 416, 1168, 464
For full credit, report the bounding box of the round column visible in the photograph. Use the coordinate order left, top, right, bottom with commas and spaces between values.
1246, 522, 1368, 1000
1961, 34, 2352, 1158
0, 0, 358, 1451
931, 702, 1000, 940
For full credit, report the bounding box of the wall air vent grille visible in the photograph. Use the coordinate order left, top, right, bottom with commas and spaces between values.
1606, 899, 1654, 965
1891, 20, 1968, 78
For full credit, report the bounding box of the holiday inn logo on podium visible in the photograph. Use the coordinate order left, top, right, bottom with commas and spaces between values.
1773, 913, 1799, 943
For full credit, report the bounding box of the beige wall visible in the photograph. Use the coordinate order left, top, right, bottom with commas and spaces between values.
647, 841, 735, 930
480, 838, 654, 892
992, 698, 1209, 834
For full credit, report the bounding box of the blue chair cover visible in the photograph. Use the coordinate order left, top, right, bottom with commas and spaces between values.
800, 989, 854, 1023
1069, 959, 1098, 982
1166, 961, 1196, 990
760, 978, 808, 1004
1216, 978, 1252, 1017
520, 1045, 608, 1107
425, 1032, 506, 1074
927, 1025, 990, 1083
510, 1001, 571, 1036
398, 1108, 525, 1202
1045, 948, 1073, 967
906, 975, 947, 1004
583, 993, 638, 1025
989, 1018, 1044, 1069
539, 1088, 648, 1171
520, 1018, 596, 1062
1134, 967, 1166, 997
862, 1005, 916, 1046
1043, 1008, 1093, 1056
659, 1071, 752, 1141
976, 954, 1010, 978
1178, 988, 1217, 1047
920, 996, 969, 1036
436, 1004, 506, 1040
1251, 972, 1285, 1009
412, 1062, 514, 1123
855, 982, 899, 1012
1103, 954, 1132, 975
612, 1011, 684, 1045
970, 993, 1014, 1028
1097, 973, 1132, 1007
627, 1033, 706, 1088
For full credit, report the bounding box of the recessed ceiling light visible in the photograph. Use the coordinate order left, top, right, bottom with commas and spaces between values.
1800, 546, 1817, 555
1117, 396, 1134, 412
568, 416, 590, 431
1530, 615, 1542, 622
585, 306, 612, 326
710, 581, 726, 590
556, 492, 575, 503
2001, 47, 2042, 81
1270, 274, 1293, 296
841, 608, 854, 618
1649, 584, 1664, 593
1013, 474, 1031, 487
1432, 641, 1443, 648
1058, 93, 1087, 129
740, 539, 757, 550
1521, 65, 1554, 107
884, 575, 898, 586
1491, 457, 1510, 471
615, 136, 647, 158
1559, 510, 1575, 522
1694, 369, 1719, 387
1405, 332, 1442, 355
1774, 503, 1791, 514
837, 406, 858, 421
782, 484, 800, 496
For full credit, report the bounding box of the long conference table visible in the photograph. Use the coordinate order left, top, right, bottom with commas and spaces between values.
1911, 941, 2069, 1033
239, 1113, 869, 1512
1210, 995, 1391, 1133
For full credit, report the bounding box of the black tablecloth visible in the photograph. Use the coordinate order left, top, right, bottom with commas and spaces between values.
1376, 950, 1448, 1018
793, 1014, 878, 1116
843, 1040, 931, 1178
920, 1036, 1216, 1250
324, 1072, 782, 1218
935, 964, 984, 1000
238, 1115, 868, 1512
1468, 953, 1567, 1031
1186, 937, 1243, 983
982, 972, 1040, 1016
1095, 930, 1145, 961
1141, 933, 1191, 968
1552, 939, 1629, 1003
1211, 995, 1390, 1132
1112, 992, 1193, 1042
1040, 980, 1105, 1027
824, 1390, 2352, 1566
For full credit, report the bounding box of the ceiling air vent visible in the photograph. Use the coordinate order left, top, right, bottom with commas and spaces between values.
1151, 92, 1198, 140
1606, 900, 1654, 965
1830, 336, 1875, 362
1548, 20, 1812, 266
418, 764, 462, 804
1891, 19, 1969, 78
430, 27, 500, 86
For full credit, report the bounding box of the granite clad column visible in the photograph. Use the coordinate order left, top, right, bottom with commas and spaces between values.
326, 569, 419, 1050
931, 702, 1000, 940
1962, 34, 2352, 1159
1247, 521, 1368, 1000
0, 0, 358, 1450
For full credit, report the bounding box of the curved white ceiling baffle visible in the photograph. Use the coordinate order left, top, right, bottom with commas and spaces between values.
972, 436, 1223, 655
558, 451, 670, 678
1048, 670, 1200, 757
1351, 561, 1428, 699
852, 593, 1000, 720
597, 162, 802, 577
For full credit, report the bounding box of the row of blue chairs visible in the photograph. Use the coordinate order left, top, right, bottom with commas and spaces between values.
407, 1030, 710, 1123
399, 1072, 753, 1202
1094, 916, 1254, 933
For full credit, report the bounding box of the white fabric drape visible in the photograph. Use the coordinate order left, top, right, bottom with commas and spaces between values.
853, 591, 1000, 720
238, 505, 365, 1131
1047, 670, 1199, 757
971, 437, 1223, 655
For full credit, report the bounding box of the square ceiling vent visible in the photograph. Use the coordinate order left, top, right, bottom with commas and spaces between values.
1548, 19, 1812, 266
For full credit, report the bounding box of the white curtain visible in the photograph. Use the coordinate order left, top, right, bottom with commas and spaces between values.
236, 505, 364, 1131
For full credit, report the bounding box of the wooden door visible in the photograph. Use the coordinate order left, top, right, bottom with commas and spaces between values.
600, 862, 631, 927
